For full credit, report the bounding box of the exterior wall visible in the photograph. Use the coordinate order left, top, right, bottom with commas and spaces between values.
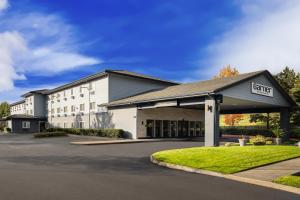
6, 120, 12, 129
220, 74, 290, 107
33, 94, 47, 117
108, 73, 174, 101
48, 76, 109, 127
25, 95, 34, 115
136, 107, 204, 138
11, 118, 41, 133
108, 106, 137, 139
10, 103, 26, 115
50, 112, 115, 129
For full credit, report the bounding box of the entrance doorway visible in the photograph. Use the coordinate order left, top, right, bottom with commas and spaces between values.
146, 120, 154, 137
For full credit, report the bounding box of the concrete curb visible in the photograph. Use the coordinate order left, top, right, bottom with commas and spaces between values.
71, 138, 189, 145
150, 156, 300, 195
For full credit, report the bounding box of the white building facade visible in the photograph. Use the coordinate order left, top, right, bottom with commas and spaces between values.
8, 69, 295, 145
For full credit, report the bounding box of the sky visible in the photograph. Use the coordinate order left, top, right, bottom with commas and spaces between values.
1, 0, 300, 102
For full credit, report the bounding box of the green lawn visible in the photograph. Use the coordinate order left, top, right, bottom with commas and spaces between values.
152, 146, 300, 174
273, 175, 300, 188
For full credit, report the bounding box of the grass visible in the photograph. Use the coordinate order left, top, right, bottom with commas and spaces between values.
152, 146, 300, 174
273, 175, 300, 188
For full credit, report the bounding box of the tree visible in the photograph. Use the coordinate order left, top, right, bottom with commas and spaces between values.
275, 66, 299, 93
215, 65, 244, 126
0, 102, 10, 118
214, 65, 239, 79
224, 114, 243, 126
290, 77, 300, 125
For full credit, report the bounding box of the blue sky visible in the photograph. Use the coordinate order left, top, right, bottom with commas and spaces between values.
1, 0, 300, 102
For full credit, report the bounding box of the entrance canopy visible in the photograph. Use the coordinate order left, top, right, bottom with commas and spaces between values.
105, 70, 296, 146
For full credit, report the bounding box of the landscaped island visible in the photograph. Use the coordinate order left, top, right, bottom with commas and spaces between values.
273, 175, 300, 188
152, 146, 300, 174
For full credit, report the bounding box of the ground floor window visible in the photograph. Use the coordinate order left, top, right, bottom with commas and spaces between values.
79, 121, 84, 129
146, 119, 203, 138
63, 122, 68, 128
22, 121, 30, 129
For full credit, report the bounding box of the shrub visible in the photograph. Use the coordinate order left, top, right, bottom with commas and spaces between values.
45, 128, 124, 138
273, 128, 284, 138
290, 128, 300, 139
249, 135, 267, 145
220, 127, 273, 137
34, 132, 67, 138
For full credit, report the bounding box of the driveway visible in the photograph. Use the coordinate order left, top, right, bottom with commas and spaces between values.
0, 134, 298, 200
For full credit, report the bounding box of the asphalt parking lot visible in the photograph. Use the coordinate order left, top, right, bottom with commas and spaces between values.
0, 134, 298, 200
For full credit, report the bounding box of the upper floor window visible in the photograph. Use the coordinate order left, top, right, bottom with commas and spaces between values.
80, 104, 85, 111
57, 108, 60, 113
64, 106, 68, 113
71, 88, 74, 95
79, 86, 83, 93
71, 105, 76, 112
90, 102, 96, 110
63, 91, 66, 97
89, 82, 93, 90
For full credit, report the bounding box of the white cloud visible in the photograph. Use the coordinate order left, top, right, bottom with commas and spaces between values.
0, 1, 101, 95
0, 0, 8, 12
203, 0, 300, 76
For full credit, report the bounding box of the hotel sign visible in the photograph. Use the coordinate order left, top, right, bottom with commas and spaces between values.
251, 82, 273, 97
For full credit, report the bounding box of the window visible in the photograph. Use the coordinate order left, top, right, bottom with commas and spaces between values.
63, 90, 66, 97
71, 105, 76, 112
71, 122, 75, 128
51, 109, 55, 114
64, 106, 68, 113
79, 121, 84, 128
30, 110, 33, 115
57, 123, 60, 128
79, 86, 83, 93
71, 88, 74, 95
89, 82, 93, 90
22, 121, 30, 129
57, 93, 61, 98
80, 104, 85, 111
63, 122, 67, 128
90, 102, 95, 110
57, 108, 60, 113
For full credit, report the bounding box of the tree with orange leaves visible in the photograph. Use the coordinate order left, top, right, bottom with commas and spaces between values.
215, 65, 243, 126
214, 65, 239, 79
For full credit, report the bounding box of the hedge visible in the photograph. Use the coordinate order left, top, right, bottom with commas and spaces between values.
34, 132, 68, 138
290, 128, 300, 139
221, 127, 300, 138
220, 127, 274, 137
45, 128, 124, 138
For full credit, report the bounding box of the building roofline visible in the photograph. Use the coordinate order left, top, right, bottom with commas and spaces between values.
105, 70, 296, 107
21, 89, 50, 98
47, 69, 177, 94
9, 100, 26, 107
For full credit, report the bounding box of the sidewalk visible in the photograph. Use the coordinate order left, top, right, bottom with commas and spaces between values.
235, 157, 300, 181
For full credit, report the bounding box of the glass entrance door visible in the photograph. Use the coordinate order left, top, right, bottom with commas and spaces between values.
154, 120, 162, 138
170, 121, 177, 137
162, 120, 170, 138
146, 120, 154, 137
